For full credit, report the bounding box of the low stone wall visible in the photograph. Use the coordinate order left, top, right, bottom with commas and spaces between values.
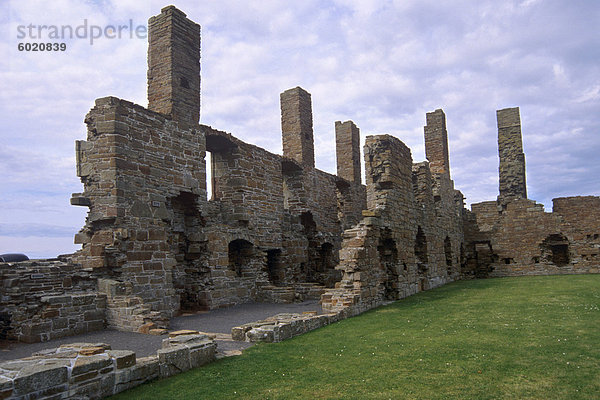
231, 297, 388, 343
232, 312, 336, 342
14, 293, 106, 344
0, 332, 215, 399
489, 263, 600, 277
0, 260, 104, 343
255, 283, 326, 304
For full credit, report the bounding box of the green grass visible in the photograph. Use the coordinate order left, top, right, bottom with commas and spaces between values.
111, 275, 600, 399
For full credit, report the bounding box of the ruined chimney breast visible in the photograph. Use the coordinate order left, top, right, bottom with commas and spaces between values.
147, 5, 201, 124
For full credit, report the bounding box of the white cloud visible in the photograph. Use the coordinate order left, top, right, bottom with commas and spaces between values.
1, 0, 599, 256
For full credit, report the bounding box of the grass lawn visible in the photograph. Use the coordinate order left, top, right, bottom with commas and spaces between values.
111, 275, 600, 399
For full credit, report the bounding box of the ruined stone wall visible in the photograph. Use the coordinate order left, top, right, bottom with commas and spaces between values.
67, 4, 371, 324
206, 127, 285, 247
465, 196, 600, 277
552, 196, 600, 270
464, 107, 599, 278
72, 96, 206, 330
323, 130, 465, 312
422, 109, 464, 281
203, 127, 285, 308
0, 260, 104, 343
203, 122, 365, 306
71, 89, 366, 324
0, 335, 215, 399
337, 177, 367, 231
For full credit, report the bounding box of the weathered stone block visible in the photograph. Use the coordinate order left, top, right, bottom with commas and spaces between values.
72, 354, 112, 377
231, 326, 249, 341
157, 345, 191, 378
246, 326, 275, 342
0, 376, 14, 400
189, 344, 216, 368
168, 329, 200, 338
13, 364, 68, 397
107, 350, 136, 369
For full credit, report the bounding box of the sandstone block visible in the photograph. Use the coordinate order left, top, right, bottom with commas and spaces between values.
246, 326, 275, 342
72, 354, 112, 377
13, 363, 68, 397
168, 329, 199, 338
138, 322, 156, 334
157, 346, 191, 378
231, 326, 249, 341
190, 344, 216, 368
107, 350, 136, 369
0, 376, 13, 399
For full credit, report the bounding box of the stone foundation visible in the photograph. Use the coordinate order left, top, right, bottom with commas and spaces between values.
0, 334, 215, 399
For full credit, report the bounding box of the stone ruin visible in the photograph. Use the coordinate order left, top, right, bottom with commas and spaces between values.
463, 108, 600, 278
1, 5, 599, 345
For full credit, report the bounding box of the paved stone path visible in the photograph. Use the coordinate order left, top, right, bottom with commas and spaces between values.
0, 301, 322, 361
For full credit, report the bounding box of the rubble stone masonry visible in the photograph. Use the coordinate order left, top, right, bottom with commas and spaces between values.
148, 6, 201, 124
281, 87, 315, 168
335, 120, 361, 184
1, 5, 598, 350
497, 107, 527, 201
424, 109, 450, 176
464, 113, 599, 277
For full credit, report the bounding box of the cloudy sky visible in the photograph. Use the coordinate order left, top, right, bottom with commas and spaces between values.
1, 0, 599, 258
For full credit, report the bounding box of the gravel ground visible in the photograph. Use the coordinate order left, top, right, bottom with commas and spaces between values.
0, 300, 322, 361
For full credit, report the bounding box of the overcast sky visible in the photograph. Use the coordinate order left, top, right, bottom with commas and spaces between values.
1, 0, 599, 258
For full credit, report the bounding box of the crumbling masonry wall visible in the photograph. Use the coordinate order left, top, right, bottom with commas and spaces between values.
2, 5, 598, 346
322, 122, 465, 312
0, 259, 104, 343
71, 95, 206, 331
67, 6, 367, 332
463, 109, 600, 277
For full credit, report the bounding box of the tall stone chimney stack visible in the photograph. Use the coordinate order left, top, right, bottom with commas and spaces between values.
497, 107, 527, 200
147, 6, 201, 124
335, 120, 361, 184
424, 109, 451, 177
280, 87, 315, 168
